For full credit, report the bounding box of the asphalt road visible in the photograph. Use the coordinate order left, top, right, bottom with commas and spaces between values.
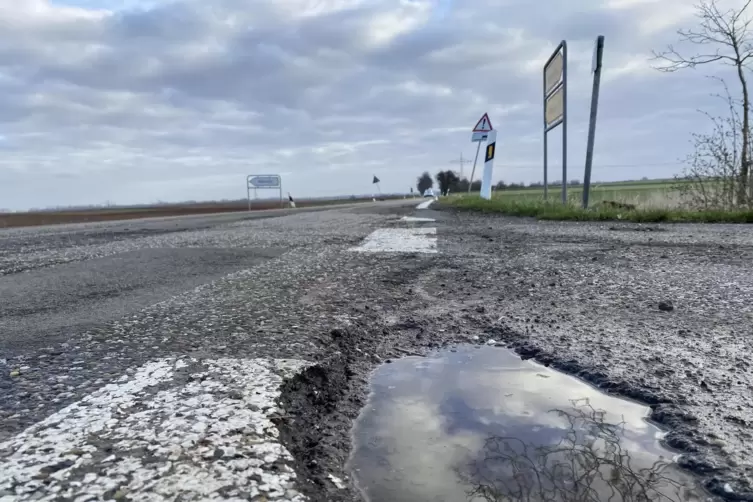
1, 199, 753, 501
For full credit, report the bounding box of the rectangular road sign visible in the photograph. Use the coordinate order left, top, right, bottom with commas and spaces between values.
542, 40, 568, 205
471, 131, 488, 142
544, 51, 563, 96
248, 175, 281, 188
545, 85, 564, 129
247, 174, 283, 210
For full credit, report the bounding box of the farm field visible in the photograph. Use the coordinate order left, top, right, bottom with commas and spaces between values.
0, 195, 402, 229
493, 178, 686, 207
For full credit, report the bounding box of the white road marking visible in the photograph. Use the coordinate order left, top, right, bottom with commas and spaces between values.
416, 199, 435, 209
328, 474, 347, 490
349, 228, 437, 253
0, 358, 309, 501
400, 216, 436, 222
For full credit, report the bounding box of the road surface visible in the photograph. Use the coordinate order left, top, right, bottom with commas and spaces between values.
1, 199, 752, 501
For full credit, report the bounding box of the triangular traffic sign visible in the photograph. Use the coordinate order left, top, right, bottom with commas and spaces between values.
472, 113, 493, 132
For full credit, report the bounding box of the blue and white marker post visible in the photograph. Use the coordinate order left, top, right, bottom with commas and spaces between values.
480, 129, 497, 200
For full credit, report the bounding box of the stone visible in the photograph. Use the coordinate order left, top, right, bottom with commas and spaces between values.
658, 300, 674, 312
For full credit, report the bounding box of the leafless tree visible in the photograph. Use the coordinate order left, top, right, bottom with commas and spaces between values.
652, 0, 753, 204
456, 400, 701, 502
673, 76, 748, 208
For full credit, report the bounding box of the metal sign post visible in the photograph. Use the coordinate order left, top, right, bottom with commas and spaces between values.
469, 142, 482, 193
583, 35, 605, 209
543, 41, 568, 204
246, 174, 283, 210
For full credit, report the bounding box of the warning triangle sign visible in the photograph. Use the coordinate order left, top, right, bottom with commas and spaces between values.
472, 113, 493, 132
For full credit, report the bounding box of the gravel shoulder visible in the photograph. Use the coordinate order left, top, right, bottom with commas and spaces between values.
426, 205, 753, 500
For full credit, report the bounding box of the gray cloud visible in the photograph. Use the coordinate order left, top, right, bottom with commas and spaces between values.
0, 0, 740, 209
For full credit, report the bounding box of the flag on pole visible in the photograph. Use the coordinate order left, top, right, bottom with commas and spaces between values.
372, 175, 380, 184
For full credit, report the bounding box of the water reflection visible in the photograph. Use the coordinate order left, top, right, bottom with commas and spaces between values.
349, 346, 702, 502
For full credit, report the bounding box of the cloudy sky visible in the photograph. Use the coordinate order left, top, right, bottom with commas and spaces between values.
0, 0, 743, 209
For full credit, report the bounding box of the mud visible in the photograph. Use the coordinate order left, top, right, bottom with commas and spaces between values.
275, 312, 470, 501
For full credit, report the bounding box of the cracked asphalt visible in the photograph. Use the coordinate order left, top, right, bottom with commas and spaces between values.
1, 199, 753, 501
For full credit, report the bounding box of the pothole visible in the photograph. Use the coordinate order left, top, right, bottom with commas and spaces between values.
348, 345, 704, 502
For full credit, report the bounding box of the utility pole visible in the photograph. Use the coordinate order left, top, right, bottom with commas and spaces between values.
449, 153, 472, 179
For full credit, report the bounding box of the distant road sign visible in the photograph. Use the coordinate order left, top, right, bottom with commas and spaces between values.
247, 174, 283, 210
248, 175, 281, 188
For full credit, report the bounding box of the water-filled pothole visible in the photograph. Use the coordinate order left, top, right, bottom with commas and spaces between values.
349, 345, 703, 502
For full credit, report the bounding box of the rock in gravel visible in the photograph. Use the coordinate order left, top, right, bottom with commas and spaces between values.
658, 300, 675, 312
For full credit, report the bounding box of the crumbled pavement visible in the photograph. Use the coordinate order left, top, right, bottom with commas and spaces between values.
3, 201, 753, 501
0, 201, 452, 501
427, 206, 753, 501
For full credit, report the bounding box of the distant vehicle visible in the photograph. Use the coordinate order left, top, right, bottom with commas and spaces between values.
423, 189, 436, 197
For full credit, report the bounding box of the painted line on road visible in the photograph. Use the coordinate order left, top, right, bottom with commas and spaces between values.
0, 358, 310, 501
416, 199, 436, 210
349, 228, 437, 253
400, 216, 436, 223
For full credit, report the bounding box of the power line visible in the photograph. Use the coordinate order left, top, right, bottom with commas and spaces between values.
449, 152, 472, 178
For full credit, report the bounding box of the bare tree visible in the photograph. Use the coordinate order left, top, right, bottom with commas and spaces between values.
456, 400, 701, 502
652, 0, 753, 203
674, 76, 747, 208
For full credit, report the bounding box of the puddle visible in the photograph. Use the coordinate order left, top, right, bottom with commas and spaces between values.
349, 345, 703, 502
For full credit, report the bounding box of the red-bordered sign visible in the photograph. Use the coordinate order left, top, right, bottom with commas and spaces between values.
472, 113, 493, 132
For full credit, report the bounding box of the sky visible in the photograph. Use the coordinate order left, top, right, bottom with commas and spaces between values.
0, 0, 745, 210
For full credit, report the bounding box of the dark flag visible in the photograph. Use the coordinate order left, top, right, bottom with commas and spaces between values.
372, 175, 380, 184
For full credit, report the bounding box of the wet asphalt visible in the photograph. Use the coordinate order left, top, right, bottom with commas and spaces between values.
1, 199, 752, 501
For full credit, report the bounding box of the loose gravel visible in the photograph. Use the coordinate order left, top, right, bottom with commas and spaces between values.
427, 207, 753, 501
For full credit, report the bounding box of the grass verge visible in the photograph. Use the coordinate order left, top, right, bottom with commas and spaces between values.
445, 196, 753, 223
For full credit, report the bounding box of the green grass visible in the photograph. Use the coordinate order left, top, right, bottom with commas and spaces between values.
445, 196, 753, 223
490, 182, 683, 208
